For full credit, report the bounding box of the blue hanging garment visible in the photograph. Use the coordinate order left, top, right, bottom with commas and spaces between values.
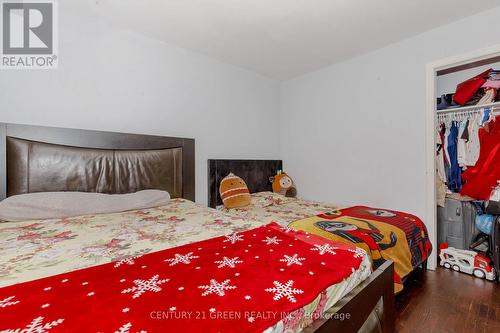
481, 107, 492, 125
447, 122, 462, 192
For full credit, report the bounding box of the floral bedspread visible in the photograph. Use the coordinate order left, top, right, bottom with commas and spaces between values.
219, 192, 337, 226
0, 199, 264, 287
0, 198, 371, 333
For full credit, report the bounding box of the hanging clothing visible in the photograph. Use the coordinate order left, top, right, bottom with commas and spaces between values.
461, 115, 500, 200
464, 114, 481, 166
460, 119, 469, 140
443, 124, 451, 166
457, 120, 467, 167
436, 175, 446, 208
436, 127, 446, 183
447, 122, 462, 192
439, 123, 451, 184
481, 108, 492, 125
440, 124, 448, 164
481, 107, 496, 126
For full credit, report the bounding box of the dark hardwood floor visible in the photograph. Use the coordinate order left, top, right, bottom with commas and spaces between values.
395, 267, 500, 332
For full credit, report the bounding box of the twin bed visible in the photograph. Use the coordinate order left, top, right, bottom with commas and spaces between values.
208, 160, 432, 293
0, 123, 425, 333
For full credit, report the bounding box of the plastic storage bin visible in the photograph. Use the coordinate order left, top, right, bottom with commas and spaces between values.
437, 198, 476, 250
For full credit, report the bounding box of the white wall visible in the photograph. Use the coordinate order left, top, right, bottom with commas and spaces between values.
437, 62, 500, 96
0, 1, 280, 204
280, 6, 500, 269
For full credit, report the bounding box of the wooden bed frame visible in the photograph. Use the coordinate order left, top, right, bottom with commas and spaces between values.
309, 260, 395, 333
0, 124, 395, 333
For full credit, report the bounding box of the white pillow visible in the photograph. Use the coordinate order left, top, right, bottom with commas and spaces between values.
0, 190, 171, 222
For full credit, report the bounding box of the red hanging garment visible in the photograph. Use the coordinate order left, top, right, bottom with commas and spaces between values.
461, 116, 500, 200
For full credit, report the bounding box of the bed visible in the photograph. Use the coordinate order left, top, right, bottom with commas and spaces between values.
0, 124, 395, 333
208, 159, 432, 293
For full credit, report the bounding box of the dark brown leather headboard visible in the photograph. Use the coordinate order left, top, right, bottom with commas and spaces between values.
0, 123, 195, 201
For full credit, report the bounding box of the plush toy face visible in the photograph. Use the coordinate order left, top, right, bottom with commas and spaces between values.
279, 176, 293, 189
270, 172, 297, 198
219, 173, 251, 208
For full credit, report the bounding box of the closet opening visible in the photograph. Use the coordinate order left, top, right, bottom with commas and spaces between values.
426, 46, 500, 276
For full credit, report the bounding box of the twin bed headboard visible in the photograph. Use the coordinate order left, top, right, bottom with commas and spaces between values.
207, 159, 283, 208
0, 123, 195, 201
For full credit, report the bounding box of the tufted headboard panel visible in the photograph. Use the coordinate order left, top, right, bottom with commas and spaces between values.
0, 123, 195, 201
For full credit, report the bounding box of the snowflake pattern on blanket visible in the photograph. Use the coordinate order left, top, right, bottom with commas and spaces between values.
121, 275, 170, 299
0, 223, 364, 333
0, 296, 19, 308
198, 279, 237, 297
1, 316, 64, 333
265, 280, 304, 303
164, 252, 199, 266
114, 255, 142, 268
214, 257, 243, 269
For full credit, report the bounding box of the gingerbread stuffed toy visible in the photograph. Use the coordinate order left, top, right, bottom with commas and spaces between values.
219, 173, 251, 208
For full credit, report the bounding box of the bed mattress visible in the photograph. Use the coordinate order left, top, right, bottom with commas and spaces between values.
221, 192, 432, 293
218, 192, 338, 226
0, 198, 370, 333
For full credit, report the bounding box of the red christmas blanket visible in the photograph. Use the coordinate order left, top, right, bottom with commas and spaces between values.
0, 223, 364, 333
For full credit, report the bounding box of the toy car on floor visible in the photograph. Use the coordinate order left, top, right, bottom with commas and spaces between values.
439, 243, 496, 281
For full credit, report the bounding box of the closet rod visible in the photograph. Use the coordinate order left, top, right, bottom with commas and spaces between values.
436, 101, 500, 114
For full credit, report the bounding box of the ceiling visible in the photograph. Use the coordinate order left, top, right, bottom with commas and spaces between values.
93, 0, 500, 80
